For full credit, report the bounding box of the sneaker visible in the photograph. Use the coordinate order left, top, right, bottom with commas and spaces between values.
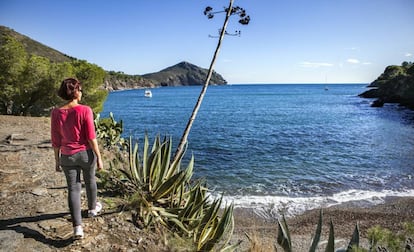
88, 201, 102, 217
74, 225, 84, 239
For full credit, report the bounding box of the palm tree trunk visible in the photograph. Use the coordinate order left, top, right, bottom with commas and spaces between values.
172, 0, 234, 164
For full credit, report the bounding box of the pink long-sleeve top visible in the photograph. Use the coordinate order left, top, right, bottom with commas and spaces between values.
51, 105, 96, 155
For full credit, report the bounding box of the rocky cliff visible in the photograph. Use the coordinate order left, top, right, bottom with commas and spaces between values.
103, 72, 155, 91
359, 62, 414, 109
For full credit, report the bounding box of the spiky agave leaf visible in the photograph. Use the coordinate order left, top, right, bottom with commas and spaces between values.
211, 204, 235, 251
182, 155, 194, 183
142, 134, 150, 185
197, 197, 222, 249
198, 203, 235, 251
153, 155, 194, 200
325, 219, 335, 252
147, 139, 161, 192
179, 181, 208, 221
148, 140, 169, 190
157, 136, 172, 184
277, 215, 292, 252
347, 223, 360, 251
167, 142, 187, 178
309, 209, 323, 252
220, 240, 242, 252
152, 171, 184, 200
151, 205, 188, 233
195, 197, 235, 251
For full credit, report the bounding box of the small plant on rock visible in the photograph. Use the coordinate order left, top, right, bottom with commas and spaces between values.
94, 112, 126, 150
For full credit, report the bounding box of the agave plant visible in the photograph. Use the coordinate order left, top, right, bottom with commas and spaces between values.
277, 210, 360, 252
118, 134, 236, 251
120, 135, 192, 226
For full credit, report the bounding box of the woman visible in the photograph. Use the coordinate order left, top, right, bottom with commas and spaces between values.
51, 78, 103, 239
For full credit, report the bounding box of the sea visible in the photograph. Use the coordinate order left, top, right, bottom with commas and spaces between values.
101, 84, 414, 217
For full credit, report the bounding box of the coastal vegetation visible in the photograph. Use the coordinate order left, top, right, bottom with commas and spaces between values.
359, 61, 414, 109
0, 24, 227, 108
0, 32, 107, 115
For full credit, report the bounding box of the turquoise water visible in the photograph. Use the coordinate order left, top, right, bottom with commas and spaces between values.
102, 84, 414, 214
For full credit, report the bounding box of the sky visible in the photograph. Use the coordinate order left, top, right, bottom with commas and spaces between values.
1, 0, 413, 84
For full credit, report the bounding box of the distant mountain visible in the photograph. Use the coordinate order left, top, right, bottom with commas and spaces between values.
0, 25, 227, 89
142, 61, 227, 86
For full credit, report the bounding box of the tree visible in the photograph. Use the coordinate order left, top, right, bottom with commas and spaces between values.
0, 36, 108, 115
172, 0, 250, 163
0, 36, 27, 114
17, 55, 52, 115
72, 59, 108, 112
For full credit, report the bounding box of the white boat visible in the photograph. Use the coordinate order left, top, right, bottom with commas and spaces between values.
144, 89, 152, 98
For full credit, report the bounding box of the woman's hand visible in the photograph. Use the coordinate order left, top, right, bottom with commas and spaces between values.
53, 148, 62, 172
88, 138, 103, 171
97, 157, 103, 171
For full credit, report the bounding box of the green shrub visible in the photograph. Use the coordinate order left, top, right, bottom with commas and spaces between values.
94, 112, 126, 150
367, 222, 414, 252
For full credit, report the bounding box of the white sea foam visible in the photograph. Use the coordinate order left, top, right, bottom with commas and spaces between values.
218, 189, 414, 219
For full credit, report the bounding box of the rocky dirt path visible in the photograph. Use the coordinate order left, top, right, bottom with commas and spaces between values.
0, 115, 167, 252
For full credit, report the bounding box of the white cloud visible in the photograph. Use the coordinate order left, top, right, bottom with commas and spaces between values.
405, 53, 412, 57
347, 58, 360, 64
362, 62, 372, 65
299, 61, 333, 68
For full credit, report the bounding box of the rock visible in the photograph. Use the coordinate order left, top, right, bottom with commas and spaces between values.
36, 207, 46, 213
0, 191, 8, 198
0, 230, 52, 252
358, 88, 381, 98
371, 99, 384, 107
31, 187, 48, 196
0, 230, 24, 251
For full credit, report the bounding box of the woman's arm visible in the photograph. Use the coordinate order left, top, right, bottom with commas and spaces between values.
88, 138, 103, 171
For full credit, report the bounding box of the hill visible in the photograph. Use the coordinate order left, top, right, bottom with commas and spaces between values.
142, 61, 227, 86
359, 62, 414, 109
0, 26, 73, 63
0, 25, 227, 90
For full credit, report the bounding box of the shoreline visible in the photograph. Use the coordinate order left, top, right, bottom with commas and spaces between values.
220, 188, 414, 218
232, 196, 414, 251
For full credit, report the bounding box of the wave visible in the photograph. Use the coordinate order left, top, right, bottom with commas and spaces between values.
217, 189, 414, 219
